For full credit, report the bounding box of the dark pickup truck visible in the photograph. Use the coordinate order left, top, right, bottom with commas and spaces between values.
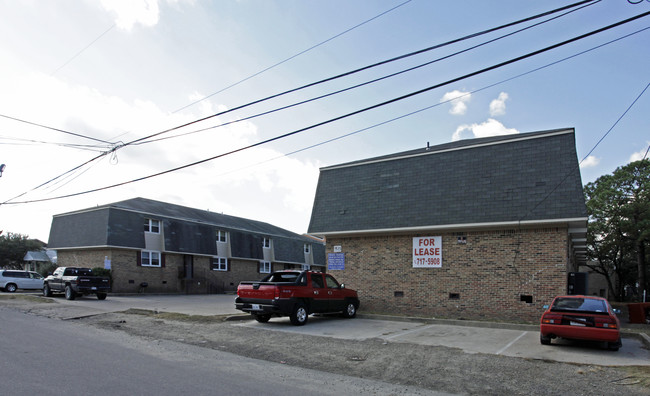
43, 267, 111, 300
235, 270, 360, 325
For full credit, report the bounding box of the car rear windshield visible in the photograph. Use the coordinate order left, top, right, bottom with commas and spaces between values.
263, 272, 300, 283
551, 298, 607, 313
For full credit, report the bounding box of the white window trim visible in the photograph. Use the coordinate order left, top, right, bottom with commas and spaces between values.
304, 244, 311, 254
301, 264, 311, 271
141, 250, 161, 267
260, 260, 271, 273
216, 230, 227, 243
263, 238, 271, 249
145, 218, 160, 234
211, 257, 228, 271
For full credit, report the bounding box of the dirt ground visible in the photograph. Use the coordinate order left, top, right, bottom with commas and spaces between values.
4, 295, 650, 395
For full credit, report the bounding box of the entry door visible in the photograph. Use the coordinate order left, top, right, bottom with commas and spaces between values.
184, 255, 193, 279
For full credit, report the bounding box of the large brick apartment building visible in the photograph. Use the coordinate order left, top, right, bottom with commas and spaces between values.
48, 198, 325, 294
308, 129, 588, 322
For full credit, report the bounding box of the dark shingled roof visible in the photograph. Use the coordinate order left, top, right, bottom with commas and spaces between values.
49, 198, 323, 265
308, 128, 587, 234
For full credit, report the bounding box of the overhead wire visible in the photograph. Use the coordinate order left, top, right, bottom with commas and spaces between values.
2, 0, 599, 203
3, 10, 648, 205
172, 0, 415, 114
133, 0, 600, 146
51, 23, 116, 76
125, 0, 599, 148
0, 114, 115, 145
209, 27, 650, 179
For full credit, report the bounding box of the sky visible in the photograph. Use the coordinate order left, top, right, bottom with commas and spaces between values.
0, 0, 648, 243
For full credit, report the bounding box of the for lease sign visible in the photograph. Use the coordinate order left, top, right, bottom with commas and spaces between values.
412, 236, 442, 268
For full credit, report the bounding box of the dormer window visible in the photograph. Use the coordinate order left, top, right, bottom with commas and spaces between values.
144, 218, 160, 233
263, 238, 271, 249
304, 244, 311, 254
216, 230, 227, 243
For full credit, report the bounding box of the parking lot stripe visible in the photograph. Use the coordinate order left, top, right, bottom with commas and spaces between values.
496, 331, 527, 355
383, 324, 438, 341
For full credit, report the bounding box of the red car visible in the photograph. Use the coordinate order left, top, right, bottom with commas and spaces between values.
540, 295, 622, 351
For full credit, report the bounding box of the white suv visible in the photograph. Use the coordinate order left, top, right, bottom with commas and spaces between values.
0, 270, 44, 292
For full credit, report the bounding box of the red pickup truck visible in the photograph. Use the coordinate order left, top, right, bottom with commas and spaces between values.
235, 270, 360, 325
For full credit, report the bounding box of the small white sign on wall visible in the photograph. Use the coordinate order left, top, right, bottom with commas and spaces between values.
412, 236, 442, 268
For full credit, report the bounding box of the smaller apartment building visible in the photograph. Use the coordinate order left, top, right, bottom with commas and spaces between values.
48, 198, 324, 294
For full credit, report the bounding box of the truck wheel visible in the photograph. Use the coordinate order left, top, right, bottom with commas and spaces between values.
342, 301, 357, 318
43, 284, 52, 297
5, 283, 17, 293
254, 314, 271, 323
290, 302, 308, 326
97, 293, 107, 300
64, 285, 76, 300
540, 334, 551, 345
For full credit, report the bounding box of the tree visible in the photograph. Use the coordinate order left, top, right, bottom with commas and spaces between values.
584, 159, 650, 301
0, 232, 45, 269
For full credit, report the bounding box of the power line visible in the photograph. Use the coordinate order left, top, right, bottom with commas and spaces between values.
4, 11, 647, 205
172, 0, 415, 114
51, 23, 116, 76
518, 81, 650, 224
2, 0, 597, 204
134, 0, 599, 147
127, 0, 599, 148
0, 114, 115, 145
218, 27, 650, 179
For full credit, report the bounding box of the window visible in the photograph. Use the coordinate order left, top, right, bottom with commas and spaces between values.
216, 230, 227, 243
211, 257, 228, 271
141, 250, 161, 267
311, 273, 324, 288
304, 244, 311, 253
262, 238, 271, 249
301, 264, 311, 271
325, 274, 340, 288
259, 260, 271, 273
144, 218, 160, 233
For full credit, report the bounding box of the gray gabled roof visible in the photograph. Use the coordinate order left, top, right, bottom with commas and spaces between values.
308, 128, 587, 235
49, 198, 324, 265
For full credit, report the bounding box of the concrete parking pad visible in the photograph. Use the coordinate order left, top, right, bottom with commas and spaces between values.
22, 293, 650, 366
238, 316, 650, 366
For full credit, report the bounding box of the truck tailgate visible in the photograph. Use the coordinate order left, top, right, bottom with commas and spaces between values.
237, 283, 278, 300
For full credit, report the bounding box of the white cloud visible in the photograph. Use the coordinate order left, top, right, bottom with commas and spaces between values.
100, 0, 161, 30
629, 144, 650, 162
440, 90, 471, 116
489, 92, 509, 116
580, 155, 600, 169
452, 119, 519, 141
0, 58, 320, 240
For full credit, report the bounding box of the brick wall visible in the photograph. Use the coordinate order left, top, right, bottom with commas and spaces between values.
326, 228, 569, 323
57, 249, 281, 294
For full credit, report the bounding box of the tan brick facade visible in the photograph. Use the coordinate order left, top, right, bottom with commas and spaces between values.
56, 249, 295, 294
325, 227, 569, 323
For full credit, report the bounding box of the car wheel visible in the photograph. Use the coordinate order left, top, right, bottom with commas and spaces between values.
43, 284, 52, 297
607, 338, 622, 351
64, 285, 76, 300
342, 301, 357, 318
5, 283, 17, 293
96, 293, 107, 300
290, 302, 308, 326
540, 334, 551, 345
254, 314, 271, 323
